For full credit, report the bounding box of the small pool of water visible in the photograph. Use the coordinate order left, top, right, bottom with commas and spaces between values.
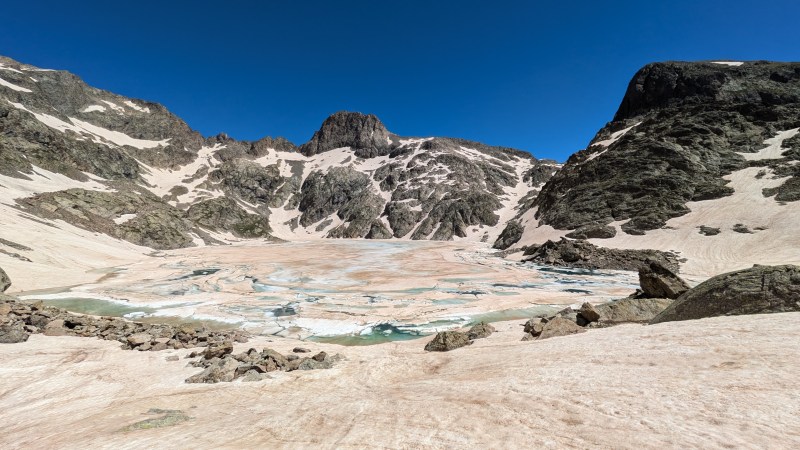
309, 323, 428, 346
40, 298, 157, 317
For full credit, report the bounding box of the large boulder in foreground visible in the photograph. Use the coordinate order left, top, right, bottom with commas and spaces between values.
0, 267, 10, 292
595, 297, 674, 324
638, 260, 690, 299
651, 265, 800, 324
537, 317, 586, 340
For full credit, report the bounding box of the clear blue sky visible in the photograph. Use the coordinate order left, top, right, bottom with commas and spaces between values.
2, 1, 799, 161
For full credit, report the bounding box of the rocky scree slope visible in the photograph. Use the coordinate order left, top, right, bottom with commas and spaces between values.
499, 61, 800, 248
0, 56, 556, 251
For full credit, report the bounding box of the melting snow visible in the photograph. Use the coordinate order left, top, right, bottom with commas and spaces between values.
8, 101, 169, 149
710, 61, 744, 66
592, 122, 641, 148
123, 100, 150, 113
101, 100, 126, 114
739, 129, 799, 161
69, 118, 170, 149
0, 76, 32, 93
0, 63, 23, 74
138, 144, 224, 202
0, 165, 111, 204
112, 214, 137, 225
81, 105, 107, 113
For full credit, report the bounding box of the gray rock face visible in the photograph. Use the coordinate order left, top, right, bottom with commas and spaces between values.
492, 220, 523, 249
0, 267, 10, 292
522, 238, 681, 272
651, 265, 800, 323
565, 224, 617, 240
208, 160, 287, 208
424, 330, 472, 352
529, 61, 800, 235
299, 111, 392, 158
187, 198, 271, 239
594, 297, 674, 324
638, 260, 690, 299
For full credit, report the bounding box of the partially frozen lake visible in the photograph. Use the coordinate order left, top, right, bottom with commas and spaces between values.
23, 241, 640, 344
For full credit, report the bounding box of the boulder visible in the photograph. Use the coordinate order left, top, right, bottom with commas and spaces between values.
523, 317, 547, 336
537, 317, 586, 340
185, 356, 239, 384
126, 332, 153, 346
638, 260, 690, 299
466, 322, 495, 340
0, 321, 29, 343
577, 302, 601, 323
424, 331, 471, 352
203, 341, 233, 359
43, 319, 68, 336
595, 297, 674, 324
651, 265, 800, 324
0, 267, 10, 292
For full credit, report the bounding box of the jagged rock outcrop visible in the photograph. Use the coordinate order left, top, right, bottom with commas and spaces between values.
638, 260, 691, 299
424, 322, 495, 352
522, 238, 681, 272
651, 264, 800, 323
466, 322, 495, 340
492, 220, 523, 249
187, 198, 271, 239
207, 160, 287, 208
565, 224, 617, 240
424, 330, 472, 352
299, 111, 392, 158
0, 267, 10, 292
529, 61, 800, 235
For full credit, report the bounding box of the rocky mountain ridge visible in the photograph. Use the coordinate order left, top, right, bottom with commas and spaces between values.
0, 55, 556, 251
508, 60, 800, 241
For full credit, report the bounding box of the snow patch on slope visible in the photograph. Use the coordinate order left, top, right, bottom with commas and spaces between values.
740, 128, 799, 161
0, 63, 23, 74
123, 100, 150, 113
138, 144, 225, 203
8, 101, 170, 149
0, 76, 32, 93
0, 166, 111, 205
81, 105, 106, 113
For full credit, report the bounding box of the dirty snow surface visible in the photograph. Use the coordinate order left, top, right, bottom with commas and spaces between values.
0, 312, 798, 448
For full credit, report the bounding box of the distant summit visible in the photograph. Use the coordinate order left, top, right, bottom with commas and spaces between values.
299, 111, 393, 158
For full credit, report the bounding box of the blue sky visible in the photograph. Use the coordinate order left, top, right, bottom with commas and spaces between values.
2, 1, 799, 161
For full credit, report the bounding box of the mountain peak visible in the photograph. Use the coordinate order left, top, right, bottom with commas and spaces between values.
299, 111, 393, 158
613, 60, 800, 121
